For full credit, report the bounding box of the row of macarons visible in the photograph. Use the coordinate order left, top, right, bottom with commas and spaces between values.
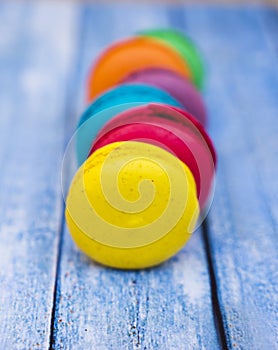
65, 29, 217, 269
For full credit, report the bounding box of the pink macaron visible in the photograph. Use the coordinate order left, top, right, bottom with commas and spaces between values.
90, 103, 215, 209
90, 122, 201, 199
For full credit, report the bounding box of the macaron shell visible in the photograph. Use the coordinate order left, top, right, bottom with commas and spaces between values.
66, 141, 199, 269
170, 106, 217, 166
90, 123, 201, 199
79, 83, 181, 128
121, 68, 207, 126
139, 29, 205, 89
87, 36, 192, 100
76, 84, 182, 165
93, 103, 215, 209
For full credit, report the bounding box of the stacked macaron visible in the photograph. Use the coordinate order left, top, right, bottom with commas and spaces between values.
65, 29, 216, 269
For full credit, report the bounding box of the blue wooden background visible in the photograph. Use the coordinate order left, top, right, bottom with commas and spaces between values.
0, 3, 277, 349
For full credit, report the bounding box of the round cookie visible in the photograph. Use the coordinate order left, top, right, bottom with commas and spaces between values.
91, 103, 216, 209
87, 36, 192, 100
66, 141, 199, 269
76, 84, 182, 165
139, 28, 205, 89
90, 123, 201, 199
121, 68, 207, 125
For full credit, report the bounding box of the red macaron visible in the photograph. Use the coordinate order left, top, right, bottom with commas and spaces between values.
89, 103, 216, 210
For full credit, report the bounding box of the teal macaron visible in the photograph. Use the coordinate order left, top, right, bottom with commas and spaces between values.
76, 84, 182, 165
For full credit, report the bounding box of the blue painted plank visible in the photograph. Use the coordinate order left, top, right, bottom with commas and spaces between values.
184, 6, 278, 349
0, 3, 78, 349
53, 232, 218, 350
52, 5, 219, 350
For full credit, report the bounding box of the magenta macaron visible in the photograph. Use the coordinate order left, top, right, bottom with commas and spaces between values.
121, 68, 207, 126
90, 103, 216, 210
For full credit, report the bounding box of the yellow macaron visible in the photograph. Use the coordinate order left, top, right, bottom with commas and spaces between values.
65, 141, 199, 269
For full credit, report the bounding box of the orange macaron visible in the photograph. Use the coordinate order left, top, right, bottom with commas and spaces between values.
87, 36, 192, 101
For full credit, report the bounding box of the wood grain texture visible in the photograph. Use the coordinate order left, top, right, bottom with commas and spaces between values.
2, 3, 278, 350
184, 6, 278, 349
52, 232, 219, 350
0, 3, 78, 349
51, 5, 219, 350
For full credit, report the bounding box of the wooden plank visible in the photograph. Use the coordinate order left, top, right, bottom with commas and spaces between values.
52, 4, 219, 350
184, 6, 278, 349
0, 3, 78, 349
